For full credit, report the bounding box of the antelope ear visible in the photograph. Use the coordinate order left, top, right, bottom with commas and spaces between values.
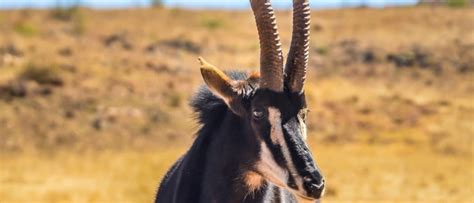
198, 57, 238, 105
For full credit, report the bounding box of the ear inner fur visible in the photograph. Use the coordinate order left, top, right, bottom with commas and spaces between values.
198, 57, 237, 104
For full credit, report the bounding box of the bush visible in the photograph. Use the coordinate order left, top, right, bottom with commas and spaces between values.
50, 7, 80, 21
50, 6, 86, 36
202, 19, 224, 30
50, 6, 86, 35
19, 63, 63, 86
315, 46, 330, 55
71, 11, 86, 35
168, 92, 182, 108
14, 22, 37, 37
447, 0, 469, 7
151, 0, 163, 8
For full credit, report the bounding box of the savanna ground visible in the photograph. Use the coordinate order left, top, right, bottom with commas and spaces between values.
0, 5, 473, 203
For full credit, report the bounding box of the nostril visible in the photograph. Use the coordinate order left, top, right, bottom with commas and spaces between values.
303, 176, 324, 189
312, 179, 324, 189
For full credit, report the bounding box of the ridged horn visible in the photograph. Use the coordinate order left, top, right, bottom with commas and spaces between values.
285, 0, 310, 93
250, 0, 284, 92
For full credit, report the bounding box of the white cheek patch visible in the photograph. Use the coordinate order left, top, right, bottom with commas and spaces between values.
256, 142, 288, 188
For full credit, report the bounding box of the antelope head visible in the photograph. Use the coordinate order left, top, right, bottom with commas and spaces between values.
198, 0, 324, 200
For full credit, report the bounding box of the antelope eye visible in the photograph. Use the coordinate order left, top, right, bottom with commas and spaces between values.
252, 109, 264, 120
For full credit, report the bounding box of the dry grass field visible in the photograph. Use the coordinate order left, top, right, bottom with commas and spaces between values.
0, 5, 473, 203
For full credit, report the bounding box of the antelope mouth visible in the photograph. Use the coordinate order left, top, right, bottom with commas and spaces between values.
296, 193, 316, 200
292, 188, 322, 201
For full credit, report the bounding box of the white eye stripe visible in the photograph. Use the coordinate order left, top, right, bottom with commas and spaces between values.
268, 108, 308, 142
268, 107, 284, 144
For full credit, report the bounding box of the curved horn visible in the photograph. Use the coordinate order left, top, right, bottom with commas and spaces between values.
250, 0, 284, 92
285, 0, 310, 93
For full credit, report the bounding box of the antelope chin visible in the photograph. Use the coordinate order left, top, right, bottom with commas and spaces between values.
293, 190, 317, 201
290, 187, 324, 202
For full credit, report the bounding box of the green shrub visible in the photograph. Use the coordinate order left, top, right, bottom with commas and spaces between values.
316, 46, 330, 55
447, 0, 469, 7
14, 22, 37, 37
202, 19, 224, 30
72, 11, 86, 35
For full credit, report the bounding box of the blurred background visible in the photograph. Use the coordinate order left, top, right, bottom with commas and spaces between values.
0, 0, 473, 202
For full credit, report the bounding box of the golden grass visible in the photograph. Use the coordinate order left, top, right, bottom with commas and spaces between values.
0, 149, 183, 203
0, 6, 473, 202
1, 143, 472, 203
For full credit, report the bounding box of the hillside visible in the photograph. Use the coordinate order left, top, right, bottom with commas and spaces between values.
0, 6, 473, 202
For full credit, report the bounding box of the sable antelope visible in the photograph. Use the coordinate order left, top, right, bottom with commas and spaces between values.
155, 0, 324, 202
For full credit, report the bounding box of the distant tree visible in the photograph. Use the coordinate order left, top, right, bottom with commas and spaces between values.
151, 0, 163, 8
51, 0, 81, 22
55, 0, 81, 8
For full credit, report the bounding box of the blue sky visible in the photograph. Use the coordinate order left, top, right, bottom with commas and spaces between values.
0, 0, 419, 9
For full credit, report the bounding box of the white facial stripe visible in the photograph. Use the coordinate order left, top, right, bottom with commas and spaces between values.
267, 108, 305, 191
298, 115, 307, 140
268, 107, 284, 144
257, 142, 287, 188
